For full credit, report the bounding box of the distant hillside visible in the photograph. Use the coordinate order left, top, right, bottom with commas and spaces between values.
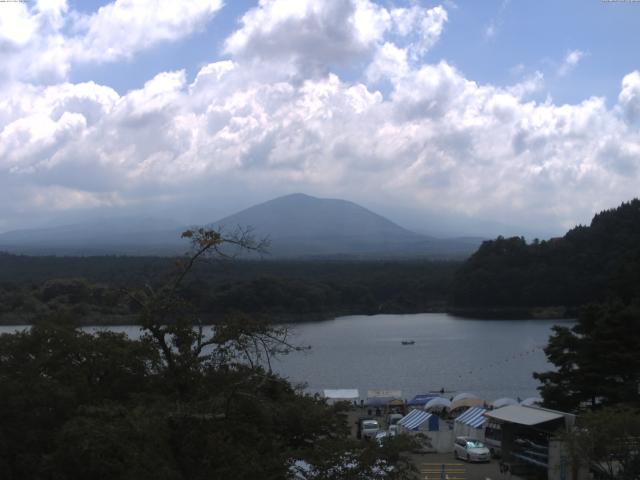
450, 199, 640, 317
213, 193, 481, 258
0, 194, 482, 258
0, 217, 185, 255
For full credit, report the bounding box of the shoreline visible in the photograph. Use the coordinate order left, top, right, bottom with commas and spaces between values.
0, 305, 577, 327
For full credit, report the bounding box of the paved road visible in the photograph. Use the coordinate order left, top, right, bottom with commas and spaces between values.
409, 452, 524, 480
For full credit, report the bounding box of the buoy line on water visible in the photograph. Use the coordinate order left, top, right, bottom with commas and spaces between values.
453, 344, 547, 381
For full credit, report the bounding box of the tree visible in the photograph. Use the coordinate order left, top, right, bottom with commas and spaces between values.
534, 301, 640, 411
561, 408, 640, 480
0, 227, 417, 479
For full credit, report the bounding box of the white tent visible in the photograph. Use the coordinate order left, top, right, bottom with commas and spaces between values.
490, 397, 518, 409
451, 392, 479, 403
424, 397, 451, 412
323, 389, 359, 405
520, 397, 543, 407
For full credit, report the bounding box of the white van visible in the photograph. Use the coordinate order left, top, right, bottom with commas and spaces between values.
359, 419, 380, 440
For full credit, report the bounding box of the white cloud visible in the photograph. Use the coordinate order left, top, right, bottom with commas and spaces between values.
619, 70, 640, 123
1, 1, 639, 234
224, 0, 391, 76
224, 1, 447, 76
557, 49, 585, 77
72, 0, 223, 63
0, 0, 223, 84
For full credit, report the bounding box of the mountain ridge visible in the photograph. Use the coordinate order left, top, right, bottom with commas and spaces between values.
0, 194, 483, 258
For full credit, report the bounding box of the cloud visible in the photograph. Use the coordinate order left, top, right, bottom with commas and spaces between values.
1, 1, 639, 234
0, 0, 223, 84
72, 0, 224, 63
619, 70, 640, 123
557, 49, 585, 77
224, 0, 447, 76
483, 0, 510, 40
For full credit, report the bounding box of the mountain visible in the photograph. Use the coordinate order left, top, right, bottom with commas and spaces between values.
212, 193, 481, 258
0, 217, 185, 255
0, 194, 483, 258
450, 198, 640, 317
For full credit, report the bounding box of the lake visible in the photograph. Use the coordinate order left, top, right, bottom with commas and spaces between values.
0, 313, 573, 402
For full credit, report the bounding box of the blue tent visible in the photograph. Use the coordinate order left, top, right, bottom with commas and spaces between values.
455, 407, 487, 429
398, 409, 439, 432
407, 394, 440, 407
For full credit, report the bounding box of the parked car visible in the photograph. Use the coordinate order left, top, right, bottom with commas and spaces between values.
386, 413, 402, 436
357, 418, 381, 440
453, 436, 491, 462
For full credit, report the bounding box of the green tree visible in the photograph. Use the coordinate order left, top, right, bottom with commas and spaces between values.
534, 301, 640, 411
0, 227, 417, 480
561, 408, 640, 480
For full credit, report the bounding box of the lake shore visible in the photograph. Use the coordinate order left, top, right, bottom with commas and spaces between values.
0, 303, 577, 326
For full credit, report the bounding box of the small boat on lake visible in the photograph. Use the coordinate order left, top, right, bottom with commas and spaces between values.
401, 340, 415, 345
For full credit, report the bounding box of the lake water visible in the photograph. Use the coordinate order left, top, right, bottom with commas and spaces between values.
0, 313, 573, 402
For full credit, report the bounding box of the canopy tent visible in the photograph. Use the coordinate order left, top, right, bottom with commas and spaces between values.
455, 407, 487, 429
407, 394, 441, 407
397, 409, 438, 432
424, 397, 451, 411
451, 392, 479, 403
450, 397, 484, 411
520, 397, 543, 407
490, 397, 518, 409
322, 389, 359, 405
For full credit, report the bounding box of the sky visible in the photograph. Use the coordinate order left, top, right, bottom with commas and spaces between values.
0, 0, 639, 238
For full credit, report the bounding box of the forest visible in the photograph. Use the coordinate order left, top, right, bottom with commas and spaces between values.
0, 253, 458, 325
450, 199, 640, 317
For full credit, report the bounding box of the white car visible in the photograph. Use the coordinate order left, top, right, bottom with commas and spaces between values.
360, 419, 381, 440
453, 436, 491, 462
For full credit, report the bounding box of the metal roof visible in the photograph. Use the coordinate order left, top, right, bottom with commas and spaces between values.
455, 407, 487, 429
484, 405, 564, 426
398, 409, 432, 430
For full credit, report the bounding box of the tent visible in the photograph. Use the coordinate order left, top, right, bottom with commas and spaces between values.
450, 397, 484, 411
520, 397, 543, 407
397, 409, 438, 433
407, 394, 441, 407
398, 409, 455, 453
322, 389, 359, 405
451, 392, 479, 403
490, 397, 518, 409
453, 407, 487, 441
424, 397, 451, 412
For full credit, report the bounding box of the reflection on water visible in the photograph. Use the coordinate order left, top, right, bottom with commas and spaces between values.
0, 313, 573, 401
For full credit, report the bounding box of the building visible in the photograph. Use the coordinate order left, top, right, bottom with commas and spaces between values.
484, 405, 585, 480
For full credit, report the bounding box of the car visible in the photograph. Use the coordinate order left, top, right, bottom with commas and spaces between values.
358, 418, 381, 440
453, 436, 491, 462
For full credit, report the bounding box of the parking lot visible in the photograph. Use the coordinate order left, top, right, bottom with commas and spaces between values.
408, 452, 523, 480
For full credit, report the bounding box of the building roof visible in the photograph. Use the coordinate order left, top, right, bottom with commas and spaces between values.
398, 409, 433, 430
455, 407, 487, 428
484, 405, 564, 426
323, 389, 359, 400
